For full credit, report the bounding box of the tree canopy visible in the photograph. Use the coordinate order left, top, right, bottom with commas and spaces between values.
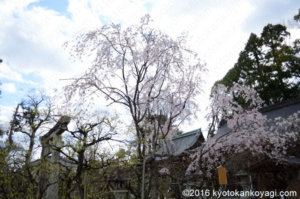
65, 15, 205, 198
213, 24, 300, 105
294, 8, 300, 22
189, 83, 300, 181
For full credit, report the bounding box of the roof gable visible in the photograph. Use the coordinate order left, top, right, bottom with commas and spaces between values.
156, 128, 204, 157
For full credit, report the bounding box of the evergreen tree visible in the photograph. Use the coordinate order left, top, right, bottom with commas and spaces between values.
214, 24, 300, 105
294, 8, 300, 22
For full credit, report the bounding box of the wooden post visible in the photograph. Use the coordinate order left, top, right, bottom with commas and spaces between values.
218, 166, 228, 185
84, 171, 87, 199
141, 157, 146, 199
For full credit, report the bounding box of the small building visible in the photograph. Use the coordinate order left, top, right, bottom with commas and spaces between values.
214, 97, 300, 193
155, 129, 205, 198
156, 128, 204, 158
107, 129, 205, 199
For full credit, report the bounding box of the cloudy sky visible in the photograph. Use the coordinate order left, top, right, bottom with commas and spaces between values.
0, 0, 299, 134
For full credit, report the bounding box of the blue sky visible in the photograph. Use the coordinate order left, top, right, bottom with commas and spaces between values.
0, 0, 299, 131
29, 0, 69, 15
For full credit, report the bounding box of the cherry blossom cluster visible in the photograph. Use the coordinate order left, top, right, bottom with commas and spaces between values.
64, 15, 206, 157
187, 83, 300, 178
159, 167, 170, 175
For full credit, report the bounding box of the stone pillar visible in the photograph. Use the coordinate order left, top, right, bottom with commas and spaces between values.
39, 116, 71, 199
46, 133, 63, 199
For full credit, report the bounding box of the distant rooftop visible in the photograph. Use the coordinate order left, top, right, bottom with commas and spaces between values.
156, 128, 204, 158
172, 129, 202, 140
214, 97, 300, 140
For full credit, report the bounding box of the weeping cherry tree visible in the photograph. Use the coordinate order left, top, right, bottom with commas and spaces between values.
188, 83, 300, 187
64, 15, 205, 198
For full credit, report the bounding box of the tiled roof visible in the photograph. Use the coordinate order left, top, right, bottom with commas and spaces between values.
156, 128, 204, 157
214, 97, 300, 140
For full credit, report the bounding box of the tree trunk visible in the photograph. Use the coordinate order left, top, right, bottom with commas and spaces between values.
78, 178, 85, 199
149, 160, 158, 199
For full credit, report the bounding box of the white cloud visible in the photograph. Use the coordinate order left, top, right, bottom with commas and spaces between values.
0, 6, 71, 72
242, 0, 300, 33
0, 62, 25, 82
0, 0, 38, 21
0, 105, 14, 128
0, 0, 299, 133
2, 83, 17, 94
141, 0, 256, 132
83, 0, 149, 25
0, 1, 88, 94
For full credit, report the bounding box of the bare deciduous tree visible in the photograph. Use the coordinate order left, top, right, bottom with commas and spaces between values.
2, 93, 53, 198
57, 114, 117, 199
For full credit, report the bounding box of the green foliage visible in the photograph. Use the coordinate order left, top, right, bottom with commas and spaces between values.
214, 24, 300, 105
0, 93, 53, 199
0, 143, 29, 198
116, 148, 126, 159
294, 8, 300, 22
